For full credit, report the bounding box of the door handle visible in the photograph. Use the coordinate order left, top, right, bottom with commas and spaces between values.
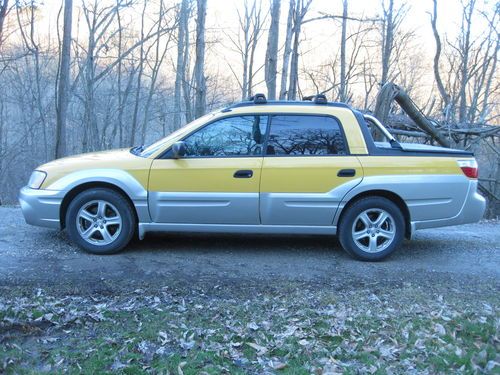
233, 170, 253, 178
337, 169, 356, 177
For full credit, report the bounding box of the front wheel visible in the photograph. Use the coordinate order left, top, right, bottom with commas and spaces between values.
338, 197, 405, 261
66, 188, 136, 254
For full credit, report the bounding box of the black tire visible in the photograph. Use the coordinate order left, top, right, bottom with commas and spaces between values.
338, 196, 405, 261
66, 188, 136, 255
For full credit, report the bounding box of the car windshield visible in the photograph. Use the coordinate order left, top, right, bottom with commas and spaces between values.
133, 112, 217, 157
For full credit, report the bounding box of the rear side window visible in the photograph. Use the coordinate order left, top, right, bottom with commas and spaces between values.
266, 115, 347, 156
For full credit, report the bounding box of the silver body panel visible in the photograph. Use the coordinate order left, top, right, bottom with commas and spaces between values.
148, 192, 259, 224
260, 178, 362, 225
19, 187, 65, 229
333, 174, 471, 226
19, 169, 151, 229
20, 171, 485, 239
47, 168, 151, 223
412, 179, 485, 230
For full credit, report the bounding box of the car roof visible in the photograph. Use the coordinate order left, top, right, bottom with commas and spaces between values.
226, 100, 349, 109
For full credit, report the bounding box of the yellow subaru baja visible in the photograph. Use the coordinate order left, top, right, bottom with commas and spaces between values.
19, 94, 485, 261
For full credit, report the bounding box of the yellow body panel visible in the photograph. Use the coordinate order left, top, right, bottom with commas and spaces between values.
40, 149, 152, 189
149, 158, 263, 192
260, 156, 362, 193
357, 156, 464, 176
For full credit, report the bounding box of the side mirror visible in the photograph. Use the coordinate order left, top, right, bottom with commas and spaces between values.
171, 141, 187, 159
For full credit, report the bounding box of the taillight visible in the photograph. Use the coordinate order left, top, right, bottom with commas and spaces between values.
457, 159, 478, 179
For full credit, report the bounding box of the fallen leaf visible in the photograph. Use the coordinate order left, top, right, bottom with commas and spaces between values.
247, 342, 267, 355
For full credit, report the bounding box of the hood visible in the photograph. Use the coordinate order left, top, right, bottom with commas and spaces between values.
36, 148, 152, 189
40, 148, 135, 171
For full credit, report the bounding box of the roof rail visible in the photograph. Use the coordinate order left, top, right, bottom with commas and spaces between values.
302, 94, 328, 104
221, 95, 351, 112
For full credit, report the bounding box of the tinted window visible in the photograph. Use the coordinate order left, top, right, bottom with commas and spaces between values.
266, 115, 347, 155
183, 116, 268, 157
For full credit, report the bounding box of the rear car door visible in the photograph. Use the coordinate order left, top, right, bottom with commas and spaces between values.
148, 115, 268, 224
260, 114, 362, 226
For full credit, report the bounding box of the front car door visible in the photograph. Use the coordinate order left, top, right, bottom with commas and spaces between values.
260, 114, 363, 226
148, 115, 268, 224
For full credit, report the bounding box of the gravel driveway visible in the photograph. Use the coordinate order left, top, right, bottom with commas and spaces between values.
0, 206, 498, 291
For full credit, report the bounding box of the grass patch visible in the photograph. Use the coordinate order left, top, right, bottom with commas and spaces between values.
0, 283, 498, 373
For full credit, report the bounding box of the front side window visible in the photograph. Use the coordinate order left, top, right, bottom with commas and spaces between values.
266, 115, 347, 156
183, 115, 268, 157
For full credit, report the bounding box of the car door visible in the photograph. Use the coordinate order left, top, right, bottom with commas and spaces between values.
260, 114, 363, 226
148, 115, 268, 224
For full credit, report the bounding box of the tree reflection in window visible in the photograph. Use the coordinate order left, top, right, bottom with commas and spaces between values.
183, 116, 268, 157
266, 115, 347, 155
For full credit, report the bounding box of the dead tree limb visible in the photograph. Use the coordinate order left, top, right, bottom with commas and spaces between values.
374, 82, 451, 147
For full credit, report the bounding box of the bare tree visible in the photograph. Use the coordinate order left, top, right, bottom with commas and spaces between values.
129, 0, 147, 147
429, 0, 449, 109
174, 0, 190, 129
279, 0, 294, 99
16, 0, 49, 157
182, 24, 193, 123
55, 0, 73, 158
0, 0, 8, 48
458, 0, 476, 124
194, 0, 207, 118
435, 0, 498, 128
339, 0, 348, 102
141, 1, 176, 143
226, 0, 266, 100
264, 0, 280, 100
288, 0, 313, 100
380, 0, 394, 86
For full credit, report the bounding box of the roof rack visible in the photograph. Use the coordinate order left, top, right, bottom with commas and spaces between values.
222, 94, 350, 111
302, 94, 327, 104
248, 93, 267, 104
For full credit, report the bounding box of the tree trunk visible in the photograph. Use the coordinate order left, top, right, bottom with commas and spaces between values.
194, 0, 207, 118
287, 15, 300, 100
264, 0, 280, 100
0, 0, 8, 48
129, 0, 147, 146
381, 0, 394, 86
182, 21, 193, 123
430, 0, 449, 108
479, 37, 498, 123
287, 0, 311, 100
375, 82, 451, 147
279, 0, 294, 100
55, 0, 73, 159
339, 0, 348, 102
458, 0, 475, 124
174, 0, 189, 130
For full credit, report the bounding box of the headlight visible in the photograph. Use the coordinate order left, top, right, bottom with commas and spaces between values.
28, 170, 47, 189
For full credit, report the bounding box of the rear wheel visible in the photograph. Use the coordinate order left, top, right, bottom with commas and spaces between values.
66, 188, 135, 254
339, 197, 405, 261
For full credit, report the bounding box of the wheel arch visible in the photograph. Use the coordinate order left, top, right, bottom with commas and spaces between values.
337, 189, 412, 239
60, 182, 139, 229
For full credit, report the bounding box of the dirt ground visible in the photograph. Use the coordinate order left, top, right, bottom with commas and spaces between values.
1, 206, 499, 373
0, 206, 498, 291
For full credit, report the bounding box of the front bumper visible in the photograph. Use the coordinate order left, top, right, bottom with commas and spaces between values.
18, 186, 65, 229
